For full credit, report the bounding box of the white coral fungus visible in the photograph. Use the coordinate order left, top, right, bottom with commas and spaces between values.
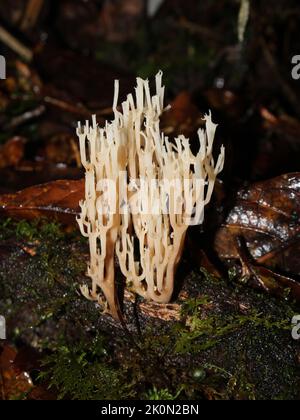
77, 72, 224, 319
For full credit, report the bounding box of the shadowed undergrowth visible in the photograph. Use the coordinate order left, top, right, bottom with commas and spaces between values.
0, 219, 299, 400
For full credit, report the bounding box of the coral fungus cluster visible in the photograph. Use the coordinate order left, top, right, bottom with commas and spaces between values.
77, 72, 224, 320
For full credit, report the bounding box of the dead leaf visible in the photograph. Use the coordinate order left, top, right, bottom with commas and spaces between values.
215, 173, 300, 276
0, 344, 33, 400
0, 344, 56, 400
235, 236, 300, 301
0, 179, 84, 224
0, 163, 83, 193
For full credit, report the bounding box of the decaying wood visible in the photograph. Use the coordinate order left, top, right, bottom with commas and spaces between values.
0, 26, 32, 62
124, 290, 181, 321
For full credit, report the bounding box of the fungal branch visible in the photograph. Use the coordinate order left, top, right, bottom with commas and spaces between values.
77, 116, 126, 320
77, 72, 225, 320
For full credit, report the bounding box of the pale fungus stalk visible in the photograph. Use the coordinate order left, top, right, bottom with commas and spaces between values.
77, 72, 225, 319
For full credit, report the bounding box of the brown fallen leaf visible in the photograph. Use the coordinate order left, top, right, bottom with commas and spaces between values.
215, 172, 300, 279
0, 162, 83, 193
0, 343, 56, 400
0, 344, 33, 400
0, 179, 84, 224
4, 105, 46, 131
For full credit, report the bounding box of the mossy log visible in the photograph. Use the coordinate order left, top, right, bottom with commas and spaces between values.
0, 220, 299, 400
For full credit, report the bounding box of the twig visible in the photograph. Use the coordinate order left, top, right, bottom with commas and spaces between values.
177, 17, 223, 43
44, 96, 113, 118
44, 96, 91, 117
21, 0, 45, 31
0, 25, 32, 62
4, 105, 45, 130
96, 106, 114, 117
238, 0, 250, 43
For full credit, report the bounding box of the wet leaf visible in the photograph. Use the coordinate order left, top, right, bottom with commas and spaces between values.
0, 163, 83, 194
215, 173, 300, 276
235, 236, 300, 302
0, 179, 84, 224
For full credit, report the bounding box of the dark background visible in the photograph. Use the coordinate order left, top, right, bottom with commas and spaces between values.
0, 0, 300, 189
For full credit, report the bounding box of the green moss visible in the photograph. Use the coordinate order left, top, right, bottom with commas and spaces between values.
0, 219, 88, 347
0, 219, 65, 242
39, 337, 135, 400
175, 306, 291, 354
0, 219, 299, 400
143, 386, 184, 401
